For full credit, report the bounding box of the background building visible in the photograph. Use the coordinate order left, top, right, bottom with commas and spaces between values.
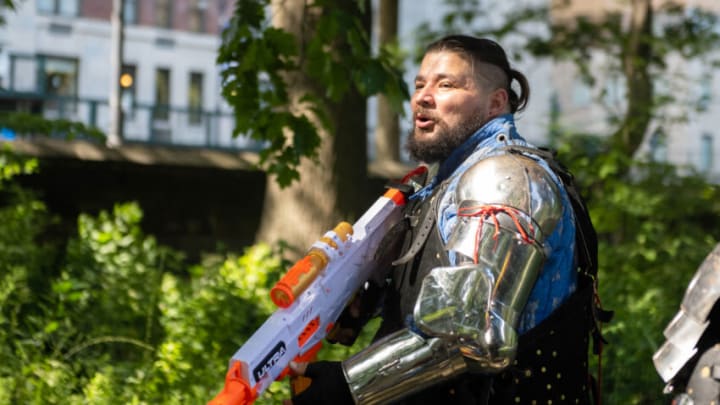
545, 0, 720, 182
1, 0, 719, 180
0, 0, 257, 149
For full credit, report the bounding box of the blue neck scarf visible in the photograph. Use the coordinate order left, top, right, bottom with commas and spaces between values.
410, 113, 521, 200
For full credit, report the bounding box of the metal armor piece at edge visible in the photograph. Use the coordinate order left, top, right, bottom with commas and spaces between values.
653, 244, 720, 383
342, 328, 468, 405
415, 153, 563, 371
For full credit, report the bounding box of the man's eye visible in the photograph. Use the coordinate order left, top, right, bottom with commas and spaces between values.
440, 82, 453, 88
415, 83, 425, 90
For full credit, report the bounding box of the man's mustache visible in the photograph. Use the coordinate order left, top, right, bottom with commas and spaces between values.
414, 108, 439, 121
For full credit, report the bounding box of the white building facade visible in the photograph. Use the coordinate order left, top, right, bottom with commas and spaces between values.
0, 0, 257, 150
1, 0, 719, 179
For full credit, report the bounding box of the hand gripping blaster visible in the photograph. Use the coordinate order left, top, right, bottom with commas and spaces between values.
209, 187, 408, 405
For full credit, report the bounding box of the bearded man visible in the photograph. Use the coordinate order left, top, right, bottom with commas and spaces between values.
287, 35, 600, 405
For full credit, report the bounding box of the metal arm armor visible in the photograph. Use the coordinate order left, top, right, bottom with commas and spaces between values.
414, 152, 563, 370
342, 153, 565, 404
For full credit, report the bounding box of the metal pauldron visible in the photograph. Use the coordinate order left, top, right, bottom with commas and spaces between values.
415, 153, 563, 371
342, 328, 468, 404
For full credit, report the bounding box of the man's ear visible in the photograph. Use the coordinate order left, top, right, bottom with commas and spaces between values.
487, 88, 509, 117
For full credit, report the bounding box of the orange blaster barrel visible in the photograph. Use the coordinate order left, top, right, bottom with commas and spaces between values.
270, 222, 354, 308
208, 186, 409, 405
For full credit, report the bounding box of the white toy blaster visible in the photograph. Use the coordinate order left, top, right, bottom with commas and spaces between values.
209, 186, 409, 405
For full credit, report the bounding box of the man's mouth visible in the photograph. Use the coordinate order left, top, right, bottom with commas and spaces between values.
415, 113, 434, 130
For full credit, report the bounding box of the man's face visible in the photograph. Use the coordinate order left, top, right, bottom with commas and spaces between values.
407, 50, 491, 163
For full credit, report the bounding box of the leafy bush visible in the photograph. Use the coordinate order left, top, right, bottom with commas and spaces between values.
556, 136, 720, 404
0, 149, 376, 404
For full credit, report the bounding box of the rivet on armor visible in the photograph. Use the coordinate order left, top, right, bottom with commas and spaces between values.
536, 349, 542, 356
525, 369, 532, 377
515, 397, 521, 403
515, 378, 520, 384
552, 351, 557, 357
702, 366, 711, 378
561, 394, 566, 400
548, 400, 553, 404
541, 366, 547, 373
546, 384, 552, 390
556, 372, 562, 379
549, 330, 555, 335
532, 400, 538, 405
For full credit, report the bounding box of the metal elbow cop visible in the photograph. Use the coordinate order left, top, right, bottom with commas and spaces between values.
343, 153, 565, 403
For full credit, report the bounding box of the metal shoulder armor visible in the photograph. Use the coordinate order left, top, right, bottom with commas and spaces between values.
414, 152, 564, 371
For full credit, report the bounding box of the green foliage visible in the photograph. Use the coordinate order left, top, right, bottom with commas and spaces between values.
0, 152, 379, 403
217, 0, 407, 187
0, 144, 38, 187
0, 0, 18, 26
555, 135, 720, 404
0, 112, 106, 142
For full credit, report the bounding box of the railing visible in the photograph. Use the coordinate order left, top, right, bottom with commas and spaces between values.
0, 90, 263, 151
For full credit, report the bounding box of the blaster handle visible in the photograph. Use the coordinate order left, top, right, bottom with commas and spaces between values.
208, 361, 256, 405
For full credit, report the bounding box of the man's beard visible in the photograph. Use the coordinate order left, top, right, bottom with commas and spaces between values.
405, 113, 487, 163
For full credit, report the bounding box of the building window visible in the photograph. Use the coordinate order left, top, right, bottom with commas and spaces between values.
121, 65, 136, 119
37, 0, 80, 17
188, 0, 207, 33
41, 55, 78, 114
649, 129, 667, 162
155, 0, 172, 29
700, 133, 713, 173
698, 74, 712, 111
123, 0, 138, 25
603, 74, 625, 107
153, 68, 171, 121
572, 77, 592, 108
188, 72, 204, 125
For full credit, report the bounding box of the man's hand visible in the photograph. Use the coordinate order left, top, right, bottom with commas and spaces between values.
283, 361, 354, 405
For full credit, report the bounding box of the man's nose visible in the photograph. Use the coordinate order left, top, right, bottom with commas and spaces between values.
414, 88, 435, 108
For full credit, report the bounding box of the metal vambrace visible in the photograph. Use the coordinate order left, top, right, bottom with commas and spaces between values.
342, 328, 468, 404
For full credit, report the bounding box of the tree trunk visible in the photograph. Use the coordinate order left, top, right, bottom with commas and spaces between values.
374, 0, 400, 162
255, 0, 371, 258
613, 0, 653, 157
